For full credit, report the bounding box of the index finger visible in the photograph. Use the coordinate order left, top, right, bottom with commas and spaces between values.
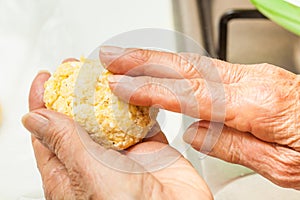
99, 46, 246, 83
99, 46, 201, 79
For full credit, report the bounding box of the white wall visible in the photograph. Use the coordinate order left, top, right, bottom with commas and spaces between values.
0, 0, 173, 198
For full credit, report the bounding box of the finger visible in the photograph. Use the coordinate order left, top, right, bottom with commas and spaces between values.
142, 123, 168, 144
29, 71, 51, 111
62, 58, 79, 63
100, 46, 245, 83
179, 53, 245, 83
126, 140, 183, 173
100, 46, 204, 79
143, 131, 168, 144
108, 75, 228, 121
29, 71, 75, 197
183, 121, 300, 189
22, 109, 96, 168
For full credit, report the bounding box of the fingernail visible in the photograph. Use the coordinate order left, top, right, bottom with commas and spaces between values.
38, 70, 50, 75
22, 112, 49, 136
100, 46, 125, 56
99, 46, 126, 66
107, 75, 132, 83
62, 58, 79, 64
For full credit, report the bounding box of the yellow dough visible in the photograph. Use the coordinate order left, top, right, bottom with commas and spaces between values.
43, 58, 158, 150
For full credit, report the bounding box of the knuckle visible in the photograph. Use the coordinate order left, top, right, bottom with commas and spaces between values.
186, 53, 202, 66
260, 63, 295, 79
181, 58, 199, 77
181, 54, 206, 78
260, 63, 278, 74
271, 168, 300, 188
190, 79, 205, 97
190, 79, 226, 104
127, 49, 151, 65
179, 53, 204, 78
47, 118, 75, 154
269, 148, 300, 188
227, 132, 242, 164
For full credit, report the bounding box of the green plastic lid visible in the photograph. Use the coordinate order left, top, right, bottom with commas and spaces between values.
251, 0, 300, 36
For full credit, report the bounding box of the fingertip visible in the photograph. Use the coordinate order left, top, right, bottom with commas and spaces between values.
62, 58, 79, 63
22, 111, 49, 138
21, 113, 30, 127
99, 46, 126, 68
100, 46, 126, 55
100, 46, 149, 75
29, 71, 51, 111
35, 71, 51, 80
143, 123, 168, 144
38, 70, 51, 75
197, 120, 210, 129
107, 75, 136, 103
107, 74, 126, 83
183, 123, 198, 144
183, 122, 208, 151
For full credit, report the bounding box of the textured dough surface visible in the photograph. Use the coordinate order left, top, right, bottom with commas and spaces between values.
43, 58, 158, 150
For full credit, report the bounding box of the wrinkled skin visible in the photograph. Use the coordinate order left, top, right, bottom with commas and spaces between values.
22, 70, 212, 199
100, 46, 300, 190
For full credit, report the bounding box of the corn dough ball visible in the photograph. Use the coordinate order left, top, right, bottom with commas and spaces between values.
44, 58, 158, 150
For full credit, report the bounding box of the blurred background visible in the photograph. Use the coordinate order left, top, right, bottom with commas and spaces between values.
0, 0, 299, 199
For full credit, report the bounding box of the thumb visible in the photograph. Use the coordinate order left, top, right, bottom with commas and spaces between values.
22, 109, 96, 167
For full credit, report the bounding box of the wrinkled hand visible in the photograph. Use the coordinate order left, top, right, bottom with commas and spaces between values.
22, 70, 212, 199
100, 46, 300, 190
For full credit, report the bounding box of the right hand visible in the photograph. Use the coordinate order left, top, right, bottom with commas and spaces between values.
100, 47, 300, 190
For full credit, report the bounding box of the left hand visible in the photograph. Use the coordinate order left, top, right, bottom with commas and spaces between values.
22, 69, 212, 199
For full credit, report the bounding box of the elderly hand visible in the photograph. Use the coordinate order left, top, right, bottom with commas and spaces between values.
21, 69, 212, 199
100, 46, 300, 190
